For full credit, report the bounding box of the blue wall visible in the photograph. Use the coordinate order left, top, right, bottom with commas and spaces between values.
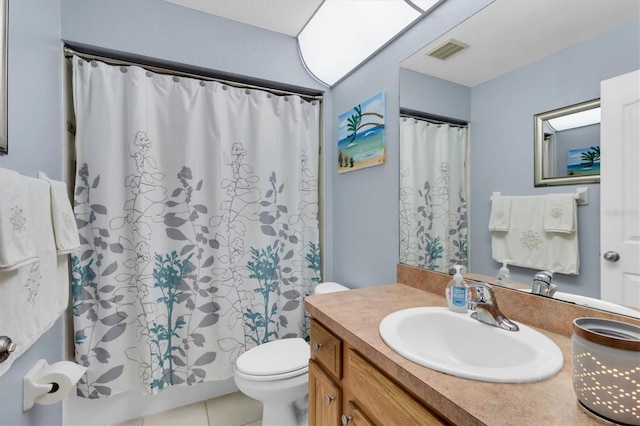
469, 20, 640, 297
399, 68, 471, 122
0, 1, 64, 424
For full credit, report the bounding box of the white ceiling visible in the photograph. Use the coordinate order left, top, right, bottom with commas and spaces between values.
164, 0, 323, 37
401, 0, 640, 87
165, 0, 640, 87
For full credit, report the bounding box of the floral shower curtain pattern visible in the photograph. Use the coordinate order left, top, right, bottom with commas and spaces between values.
71, 57, 321, 398
399, 117, 468, 274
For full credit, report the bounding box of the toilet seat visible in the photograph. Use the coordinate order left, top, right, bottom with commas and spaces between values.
235, 365, 308, 381
236, 338, 309, 381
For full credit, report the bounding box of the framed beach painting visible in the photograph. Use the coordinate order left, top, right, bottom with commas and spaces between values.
337, 91, 385, 173
567, 146, 600, 176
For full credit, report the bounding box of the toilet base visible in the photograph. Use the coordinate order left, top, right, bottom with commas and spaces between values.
234, 372, 308, 426
263, 395, 308, 426
262, 401, 296, 426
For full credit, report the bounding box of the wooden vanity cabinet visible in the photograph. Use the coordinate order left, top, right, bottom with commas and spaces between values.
309, 319, 449, 426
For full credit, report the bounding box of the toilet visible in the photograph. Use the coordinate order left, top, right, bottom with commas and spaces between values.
234, 282, 349, 426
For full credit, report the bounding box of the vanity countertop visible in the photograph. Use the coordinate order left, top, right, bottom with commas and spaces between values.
305, 283, 604, 426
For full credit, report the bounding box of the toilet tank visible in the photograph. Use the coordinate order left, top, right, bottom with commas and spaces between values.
314, 282, 349, 295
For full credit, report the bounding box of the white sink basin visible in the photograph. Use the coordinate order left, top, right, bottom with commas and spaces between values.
553, 292, 640, 318
379, 307, 563, 383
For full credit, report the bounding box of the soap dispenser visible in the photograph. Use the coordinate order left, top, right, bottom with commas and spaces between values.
446, 265, 467, 313
495, 261, 512, 288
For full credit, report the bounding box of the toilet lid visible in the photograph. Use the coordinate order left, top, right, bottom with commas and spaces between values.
314, 282, 349, 294
236, 338, 309, 376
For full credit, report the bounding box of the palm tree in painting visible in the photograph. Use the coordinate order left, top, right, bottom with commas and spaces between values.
346, 106, 362, 144
581, 146, 600, 167
345, 104, 384, 146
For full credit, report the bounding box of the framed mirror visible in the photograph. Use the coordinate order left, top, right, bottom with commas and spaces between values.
0, 0, 6, 156
534, 99, 601, 187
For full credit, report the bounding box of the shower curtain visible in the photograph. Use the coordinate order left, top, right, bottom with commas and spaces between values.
71, 56, 321, 398
399, 117, 468, 274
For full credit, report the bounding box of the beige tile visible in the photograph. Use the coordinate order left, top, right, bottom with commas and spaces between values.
142, 401, 209, 426
112, 418, 143, 426
205, 391, 263, 426
241, 420, 262, 426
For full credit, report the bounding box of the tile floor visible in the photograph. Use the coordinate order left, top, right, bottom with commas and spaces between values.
114, 391, 263, 426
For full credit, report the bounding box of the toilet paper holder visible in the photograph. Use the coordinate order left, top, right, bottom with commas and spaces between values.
23, 359, 87, 411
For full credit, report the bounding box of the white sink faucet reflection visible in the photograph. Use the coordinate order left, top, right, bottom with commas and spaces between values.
532, 270, 558, 297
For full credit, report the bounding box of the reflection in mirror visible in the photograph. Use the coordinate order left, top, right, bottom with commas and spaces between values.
398, 0, 640, 318
399, 113, 469, 274
534, 99, 601, 187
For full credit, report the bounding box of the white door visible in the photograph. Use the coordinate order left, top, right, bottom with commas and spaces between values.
600, 69, 640, 309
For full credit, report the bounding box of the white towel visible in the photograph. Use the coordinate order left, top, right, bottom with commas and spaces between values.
38, 172, 81, 254
488, 195, 511, 231
491, 195, 579, 274
0, 177, 69, 377
0, 168, 38, 270
543, 193, 576, 233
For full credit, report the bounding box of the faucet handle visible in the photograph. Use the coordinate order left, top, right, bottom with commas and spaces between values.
466, 282, 519, 331
534, 270, 553, 285
466, 282, 494, 303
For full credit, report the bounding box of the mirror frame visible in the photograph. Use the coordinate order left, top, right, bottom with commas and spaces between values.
0, 0, 6, 156
534, 98, 601, 187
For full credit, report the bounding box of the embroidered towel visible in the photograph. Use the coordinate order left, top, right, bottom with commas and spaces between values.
491, 195, 579, 274
38, 172, 81, 254
0, 177, 69, 377
0, 168, 38, 271
488, 195, 511, 231
543, 193, 576, 233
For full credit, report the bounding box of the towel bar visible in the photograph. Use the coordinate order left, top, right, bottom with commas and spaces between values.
491, 187, 589, 206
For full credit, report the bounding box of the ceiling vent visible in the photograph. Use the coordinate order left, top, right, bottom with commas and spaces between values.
426, 39, 469, 60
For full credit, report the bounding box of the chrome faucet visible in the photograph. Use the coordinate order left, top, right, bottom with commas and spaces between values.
532, 270, 558, 297
466, 282, 519, 331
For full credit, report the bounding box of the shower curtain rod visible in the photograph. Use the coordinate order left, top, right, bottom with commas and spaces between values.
401, 113, 468, 128
63, 45, 324, 102
400, 108, 468, 128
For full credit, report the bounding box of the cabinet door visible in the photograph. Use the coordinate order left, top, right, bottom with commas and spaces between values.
347, 349, 448, 425
309, 359, 341, 426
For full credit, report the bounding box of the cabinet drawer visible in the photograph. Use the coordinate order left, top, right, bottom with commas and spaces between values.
310, 319, 342, 380
345, 402, 374, 426
347, 349, 447, 425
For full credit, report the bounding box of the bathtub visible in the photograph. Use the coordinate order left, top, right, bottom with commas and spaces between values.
64, 377, 238, 425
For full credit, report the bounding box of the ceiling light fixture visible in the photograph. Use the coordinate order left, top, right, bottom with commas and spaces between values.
298, 0, 439, 86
